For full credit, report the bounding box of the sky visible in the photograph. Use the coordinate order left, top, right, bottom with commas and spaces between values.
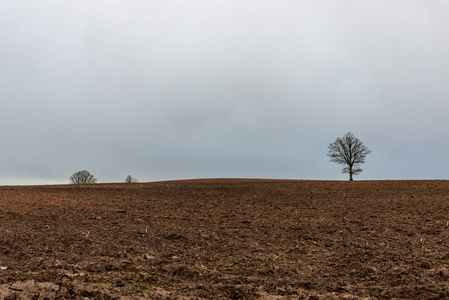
1, 1, 449, 184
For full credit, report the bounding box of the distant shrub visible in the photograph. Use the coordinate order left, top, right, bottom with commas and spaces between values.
69, 170, 97, 184
125, 175, 137, 183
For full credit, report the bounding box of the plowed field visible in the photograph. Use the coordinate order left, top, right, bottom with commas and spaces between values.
1, 179, 449, 299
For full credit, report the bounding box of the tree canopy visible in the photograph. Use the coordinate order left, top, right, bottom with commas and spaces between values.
69, 170, 97, 184
327, 132, 371, 181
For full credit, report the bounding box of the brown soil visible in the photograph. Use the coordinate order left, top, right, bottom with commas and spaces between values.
1, 179, 449, 299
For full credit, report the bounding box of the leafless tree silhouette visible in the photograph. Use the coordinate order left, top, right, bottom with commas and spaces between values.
327, 132, 371, 181
69, 170, 97, 184
125, 175, 137, 183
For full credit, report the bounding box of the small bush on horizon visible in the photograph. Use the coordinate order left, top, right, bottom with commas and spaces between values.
125, 175, 138, 183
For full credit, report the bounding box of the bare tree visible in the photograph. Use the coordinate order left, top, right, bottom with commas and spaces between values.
69, 170, 97, 184
327, 132, 371, 181
125, 175, 137, 183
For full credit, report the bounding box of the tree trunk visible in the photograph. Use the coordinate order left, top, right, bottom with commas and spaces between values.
349, 165, 353, 181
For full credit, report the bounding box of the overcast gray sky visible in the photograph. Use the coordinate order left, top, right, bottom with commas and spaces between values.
1, 1, 449, 184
